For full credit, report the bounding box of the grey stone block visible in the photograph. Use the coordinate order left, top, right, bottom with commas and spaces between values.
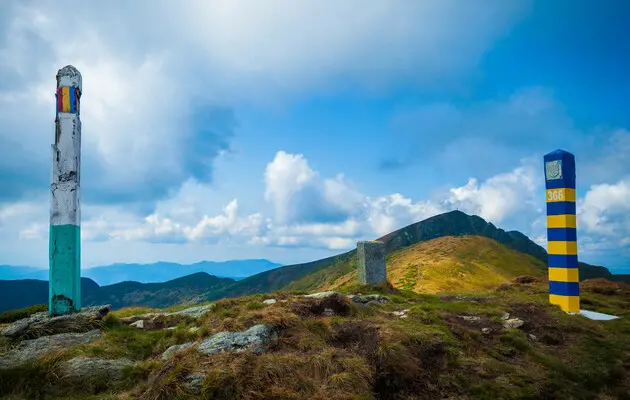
357, 240, 387, 285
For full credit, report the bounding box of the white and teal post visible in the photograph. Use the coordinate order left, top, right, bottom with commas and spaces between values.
49, 65, 82, 316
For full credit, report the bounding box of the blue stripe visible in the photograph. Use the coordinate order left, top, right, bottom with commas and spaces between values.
70, 88, 76, 113
546, 201, 576, 215
549, 281, 580, 296
547, 228, 577, 242
548, 254, 579, 269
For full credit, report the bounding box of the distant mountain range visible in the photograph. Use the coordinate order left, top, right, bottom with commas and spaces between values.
1, 210, 628, 314
0, 273, 235, 313
0, 259, 282, 286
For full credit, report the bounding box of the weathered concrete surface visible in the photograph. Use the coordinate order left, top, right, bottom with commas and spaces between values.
357, 240, 387, 285
198, 324, 277, 355
0, 330, 101, 368
59, 357, 135, 380
161, 342, 195, 360
1, 305, 111, 339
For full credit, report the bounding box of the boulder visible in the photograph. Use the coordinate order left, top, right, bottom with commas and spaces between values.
0, 330, 102, 368
1, 305, 111, 339
59, 357, 135, 380
198, 324, 277, 355
262, 299, 277, 305
161, 342, 195, 360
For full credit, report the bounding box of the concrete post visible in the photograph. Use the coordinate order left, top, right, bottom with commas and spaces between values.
357, 240, 387, 285
544, 149, 579, 313
49, 65, 82, 316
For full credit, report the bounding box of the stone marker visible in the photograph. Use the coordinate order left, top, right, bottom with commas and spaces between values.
544, 149, 580, 313
357, 240, 387, 285
50, 65, 83, 316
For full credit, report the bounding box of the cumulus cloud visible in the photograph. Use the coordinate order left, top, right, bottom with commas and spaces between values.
0, 0, 531, 206
578, 179, 630, 237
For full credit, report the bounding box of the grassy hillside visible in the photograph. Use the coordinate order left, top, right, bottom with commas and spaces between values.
285, 236, 547, 294
218, 211, 627, 303
1, 278, 629, 399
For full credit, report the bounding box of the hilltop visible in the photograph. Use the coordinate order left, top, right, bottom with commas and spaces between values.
0, 277, 629, 399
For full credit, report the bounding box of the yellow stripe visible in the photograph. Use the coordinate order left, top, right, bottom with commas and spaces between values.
546, 188, 576, 203
548, 241, 578, 255
547, 214, 576, 228
62, 87, 70, 112
549, 267, 580, 282
549, 294, 580, 313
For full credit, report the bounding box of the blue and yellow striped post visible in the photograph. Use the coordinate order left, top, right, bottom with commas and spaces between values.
544, 149, 579, 313
49, 65, 82, 316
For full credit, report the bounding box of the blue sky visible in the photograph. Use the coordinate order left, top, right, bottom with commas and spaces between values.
0, 0, 629, 273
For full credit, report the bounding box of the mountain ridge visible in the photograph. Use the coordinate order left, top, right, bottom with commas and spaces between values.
0, 259, 282, 285
2, 210, 628, 313
211, 210, 628, 301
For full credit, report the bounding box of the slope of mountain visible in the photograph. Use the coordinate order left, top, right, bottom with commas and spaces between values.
83, 272, 235, 309
0, 278, 99, 313
284, 236, 547, 293
213, 210, 628, 301
0, 266, 43, 280
0, 259, 281, 285
0, 273, 235, 313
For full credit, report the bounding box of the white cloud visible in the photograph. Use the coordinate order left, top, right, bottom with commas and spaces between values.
445, 160, 539, 223
264, 151, 318, 224
578, 178, 630, 236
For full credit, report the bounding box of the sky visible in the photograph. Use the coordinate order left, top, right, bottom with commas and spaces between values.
0, 0, 629, 273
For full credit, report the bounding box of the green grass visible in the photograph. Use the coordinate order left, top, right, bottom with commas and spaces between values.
0, 304, 48, 324
0, 278, 629, 399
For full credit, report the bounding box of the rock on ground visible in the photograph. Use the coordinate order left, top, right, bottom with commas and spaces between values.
459, 316, 482, 322
59, 357, 135, 380
303, 291, 338, 299
198, 324, 277, 355
262, 299, 277, 305
347, 294, 389, 304
166, 304, 216, 319
121, 304, 216, 328
0, 330, 102, 368
162, 342, 195, 360
184, 373, 204, 394
1, 305, 111, 339
503, 318, 525, 330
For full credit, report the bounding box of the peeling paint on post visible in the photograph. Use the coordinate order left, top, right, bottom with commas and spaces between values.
49, 65, 82, 316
